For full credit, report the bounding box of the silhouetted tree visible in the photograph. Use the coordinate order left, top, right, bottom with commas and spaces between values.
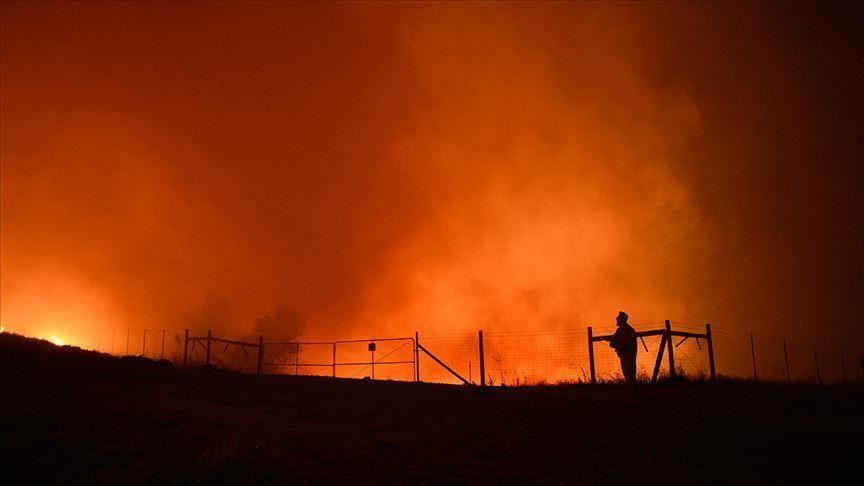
251, 305, 305, 370
253, 304, 304, 342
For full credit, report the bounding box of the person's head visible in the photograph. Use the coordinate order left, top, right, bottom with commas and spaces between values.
616, 311, 629, 326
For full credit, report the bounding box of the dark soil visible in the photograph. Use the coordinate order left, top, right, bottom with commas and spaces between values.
1, 333, 860, 484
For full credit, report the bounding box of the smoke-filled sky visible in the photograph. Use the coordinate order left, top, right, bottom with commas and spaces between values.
1, 2, 862, 348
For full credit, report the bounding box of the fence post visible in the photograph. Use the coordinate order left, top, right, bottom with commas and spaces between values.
750, 333, 758, 382
332, 342, 337, 378
706, 323, 716, 383
205, 329, 212, 366
813, 345, 822, 384
665, 320, 676, 379
783, 338, 791, 384
371, 340, 375, 380
652, 333, 668, 383
161, 329, 165, 360
840, 350, 847, 383
183, 329, 189, 367
478, 330, 486, 387
415, 331, 420, 383
587, 326, 596, 384
142, 329, 147, 357
257, 337, 264, 375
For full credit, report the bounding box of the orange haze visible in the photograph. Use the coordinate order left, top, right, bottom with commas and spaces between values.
2, 3, 862, 361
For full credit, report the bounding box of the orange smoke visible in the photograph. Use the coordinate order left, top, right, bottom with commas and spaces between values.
2, 2, 862, 373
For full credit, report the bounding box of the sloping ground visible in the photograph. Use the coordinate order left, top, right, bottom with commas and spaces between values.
1, 332, 860, 484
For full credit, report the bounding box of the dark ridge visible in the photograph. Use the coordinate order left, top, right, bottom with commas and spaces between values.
0, 332, 175, 378
1, 332, 860, 483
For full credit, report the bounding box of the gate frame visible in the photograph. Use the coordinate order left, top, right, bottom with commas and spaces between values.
587, 320, 716, 384
184, 329, 265, 374
262, 337, 417, 380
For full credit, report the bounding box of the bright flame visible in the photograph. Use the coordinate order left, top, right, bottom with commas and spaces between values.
0, 273, 118, 353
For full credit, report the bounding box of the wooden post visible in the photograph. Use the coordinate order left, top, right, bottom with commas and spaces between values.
371, 340, 375, 380
183, 329, 189, 367
665, 320, 676, 379
332, 342, 337, 378
161, 329, 166, 360
205, 329, 212, 366
478, 330, 486, 387
840, 350, 847, 383
415, 331, 420, 383
257, 337, 264, 375
651, 333, 668, 383
142, 329, 147, 357
813, 345, 822, 384
783, 338, 791, 384
587, 326, 596, 384
750, 333, 757, 382
706, 323, 716, 383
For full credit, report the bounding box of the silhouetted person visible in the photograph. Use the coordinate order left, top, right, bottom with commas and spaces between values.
610, 311, 638, 384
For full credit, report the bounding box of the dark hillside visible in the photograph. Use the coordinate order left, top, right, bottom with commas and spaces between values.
1, 333, 860, 483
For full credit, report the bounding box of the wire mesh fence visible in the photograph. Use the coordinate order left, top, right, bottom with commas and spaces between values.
104, 327, 189, 363
484, 330, 588, 385
106, 322, 863, 386
417, 333, 478, 384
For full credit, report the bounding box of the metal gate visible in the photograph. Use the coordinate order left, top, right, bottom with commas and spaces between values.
262, 337, 417, 381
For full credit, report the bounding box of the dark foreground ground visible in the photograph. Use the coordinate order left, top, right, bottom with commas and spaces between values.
1, 333, 861, 484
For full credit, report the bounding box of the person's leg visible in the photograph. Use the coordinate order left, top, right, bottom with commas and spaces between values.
619, 355, 631, 383
623, 354, 637, 384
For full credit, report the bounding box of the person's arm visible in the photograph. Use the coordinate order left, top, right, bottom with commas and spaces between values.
610, 328, 622, 349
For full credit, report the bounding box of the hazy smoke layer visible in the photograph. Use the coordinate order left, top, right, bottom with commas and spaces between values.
1, 3, 861, 349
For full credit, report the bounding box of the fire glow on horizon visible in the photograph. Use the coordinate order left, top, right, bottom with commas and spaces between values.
2, 324, 65, 348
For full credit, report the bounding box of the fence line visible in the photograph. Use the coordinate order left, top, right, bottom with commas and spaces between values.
97, 322, 863, 386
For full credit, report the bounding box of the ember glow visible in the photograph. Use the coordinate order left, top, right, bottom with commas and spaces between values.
1, 2, 862, 378
0, 323, 68, 348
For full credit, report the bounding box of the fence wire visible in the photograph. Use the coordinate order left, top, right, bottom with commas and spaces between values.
107, 323, 863, 386
419, 333, 478, 385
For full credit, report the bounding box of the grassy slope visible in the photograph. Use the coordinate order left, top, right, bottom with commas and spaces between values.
1, 333, 860, 484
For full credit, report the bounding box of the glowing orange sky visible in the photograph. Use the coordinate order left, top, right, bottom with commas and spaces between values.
1, 2, 862, 355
